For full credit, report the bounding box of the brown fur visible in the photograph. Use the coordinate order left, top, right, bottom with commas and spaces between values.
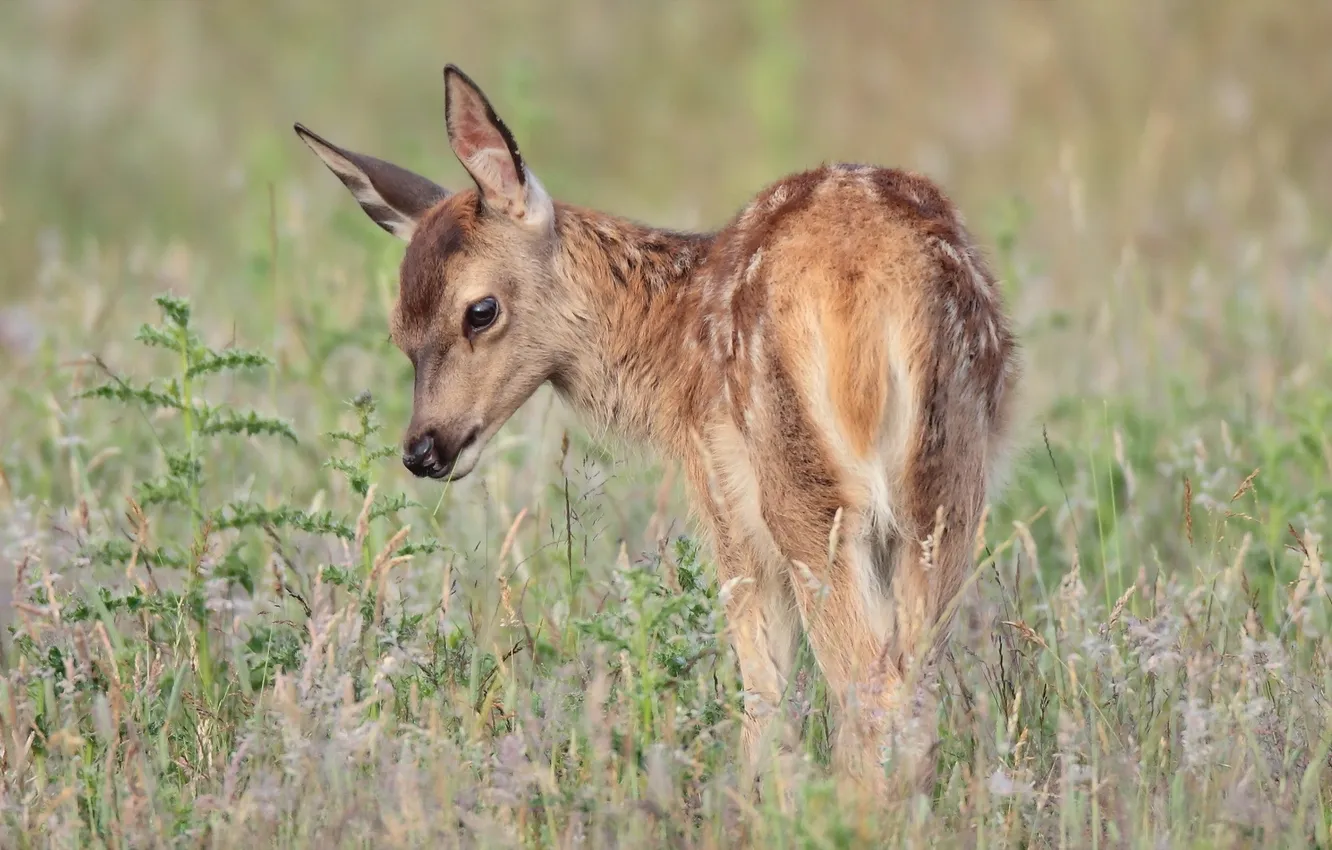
297, 67, 1020, 801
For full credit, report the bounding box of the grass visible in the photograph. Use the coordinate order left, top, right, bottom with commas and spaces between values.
1, 0, 1331, 846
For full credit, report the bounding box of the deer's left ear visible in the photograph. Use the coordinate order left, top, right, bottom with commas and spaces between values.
294, 123, 449, 242
443, 64, 553, 229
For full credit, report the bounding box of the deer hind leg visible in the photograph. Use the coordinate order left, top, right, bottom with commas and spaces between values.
713, 534, 802, 796
689, 429, 804, 797
774, 506, 951, 801
783, 532, 898, 797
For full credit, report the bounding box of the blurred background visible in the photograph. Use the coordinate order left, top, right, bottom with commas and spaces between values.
1, 0, 1330, 586
4, 1, 1331, 401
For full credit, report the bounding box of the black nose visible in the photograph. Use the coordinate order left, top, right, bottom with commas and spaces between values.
402, 426, 481, 480
403, 434, 435, 476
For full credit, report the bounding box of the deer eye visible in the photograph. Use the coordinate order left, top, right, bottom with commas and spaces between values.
465, 297, 499, 333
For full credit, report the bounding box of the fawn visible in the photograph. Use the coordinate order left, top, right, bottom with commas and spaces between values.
296, 65, 1020, 799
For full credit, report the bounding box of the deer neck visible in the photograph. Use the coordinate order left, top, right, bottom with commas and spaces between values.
547, 203, 718, 458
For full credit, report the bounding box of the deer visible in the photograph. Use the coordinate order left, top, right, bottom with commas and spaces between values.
295, 64, 1020, 800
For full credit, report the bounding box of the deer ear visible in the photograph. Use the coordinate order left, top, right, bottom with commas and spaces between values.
294, 123, 449, 241
443, 65, 553, 228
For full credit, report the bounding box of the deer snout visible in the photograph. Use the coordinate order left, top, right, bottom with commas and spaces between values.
401, 424, 481, 480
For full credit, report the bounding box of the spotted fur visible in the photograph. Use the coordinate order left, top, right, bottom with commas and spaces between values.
297, 65, 1021, 800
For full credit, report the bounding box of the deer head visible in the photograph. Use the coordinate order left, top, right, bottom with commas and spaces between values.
295, 65, 571, 481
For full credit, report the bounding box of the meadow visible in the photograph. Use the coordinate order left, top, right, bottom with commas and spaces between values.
1, 1, 1331, 846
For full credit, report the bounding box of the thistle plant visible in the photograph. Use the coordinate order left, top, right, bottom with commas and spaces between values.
78, 294, 296, 571
574, 537, 736, 765
55, 294, 441, 694
314, 389, 443, 630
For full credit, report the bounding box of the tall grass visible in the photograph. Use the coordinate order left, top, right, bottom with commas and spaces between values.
1, 0, 1330, 846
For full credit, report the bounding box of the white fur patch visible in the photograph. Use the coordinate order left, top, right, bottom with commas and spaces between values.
744, 248, 765, 283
